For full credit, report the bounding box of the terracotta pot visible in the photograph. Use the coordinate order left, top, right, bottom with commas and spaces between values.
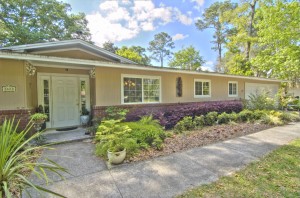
107, 148, 126, 164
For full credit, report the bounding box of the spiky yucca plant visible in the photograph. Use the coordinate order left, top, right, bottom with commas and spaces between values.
0, 118, 67, 198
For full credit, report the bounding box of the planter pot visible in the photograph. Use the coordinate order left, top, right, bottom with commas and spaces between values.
107, 149, 126, 164
80, 115, 90, 125
33, 120, 46, 131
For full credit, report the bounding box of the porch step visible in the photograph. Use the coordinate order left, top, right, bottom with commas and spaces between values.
41, 127, 94, 145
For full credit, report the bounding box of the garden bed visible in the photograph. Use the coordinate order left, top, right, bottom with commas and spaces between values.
126, 122, 272, 163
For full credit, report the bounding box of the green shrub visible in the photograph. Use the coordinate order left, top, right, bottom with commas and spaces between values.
246, 90, 276, 110
290, 112, 300, 122
253, 110, 267, 120
278, 111, 293, 123
260, 114, 283, 125
95, 120, 138, 158
228, 112, 238, 122
174, 116, 195, 133
217, 112, 231, 124
123, 120, 165, 150
205, 112, 218, 126
238, 109, 255, 122
194, 115, 205, 128
105, 106, 129, 120
139, 115, 161, 127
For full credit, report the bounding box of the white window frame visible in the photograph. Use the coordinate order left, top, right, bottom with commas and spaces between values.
228, 81, 238, 97
121, 74, 162, 104
194, 79, 211, 98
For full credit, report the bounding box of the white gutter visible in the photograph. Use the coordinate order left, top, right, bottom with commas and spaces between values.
0, 51, 284, 82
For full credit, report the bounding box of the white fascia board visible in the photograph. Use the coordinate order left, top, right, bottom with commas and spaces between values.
0, 51, 285, 83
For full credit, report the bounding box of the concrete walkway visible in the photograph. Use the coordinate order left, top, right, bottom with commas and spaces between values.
29, 122, 300, 198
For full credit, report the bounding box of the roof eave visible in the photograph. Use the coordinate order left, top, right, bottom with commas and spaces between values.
0, 39, 137, 65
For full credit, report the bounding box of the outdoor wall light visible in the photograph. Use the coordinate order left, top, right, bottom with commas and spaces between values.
25, 61, 36, 76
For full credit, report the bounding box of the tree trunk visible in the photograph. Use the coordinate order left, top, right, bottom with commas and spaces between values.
246, 0, 257, 61
218, 43, 222, 64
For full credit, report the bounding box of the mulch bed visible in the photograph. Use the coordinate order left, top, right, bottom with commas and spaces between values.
126, 123, 272, 163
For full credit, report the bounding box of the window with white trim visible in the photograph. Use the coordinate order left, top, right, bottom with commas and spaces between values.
194, 79, 211, 97
228, 81, 238, 97
122, 75, 160, 104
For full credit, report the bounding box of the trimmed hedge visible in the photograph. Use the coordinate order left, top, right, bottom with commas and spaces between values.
126, 100, 243, 129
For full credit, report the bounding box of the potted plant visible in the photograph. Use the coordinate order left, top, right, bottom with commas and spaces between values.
30, 113, 48, 132
80, 107, 90, 126
36, 105, 46, 130
95, 120, 132, 164
30, 113, 48, 124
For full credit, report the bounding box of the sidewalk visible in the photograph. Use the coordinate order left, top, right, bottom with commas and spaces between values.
30, 122, 300, 198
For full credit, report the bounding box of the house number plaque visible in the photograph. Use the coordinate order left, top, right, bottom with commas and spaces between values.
2, 85, 16, 92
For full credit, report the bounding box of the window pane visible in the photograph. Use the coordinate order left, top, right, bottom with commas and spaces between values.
195, 81, 210, 96
143, 78, 160, 102
233, 84, 237, 95
229, 83, 237, 95
43, 79, 50, 121
123, 77, 160, 103
203, 82, 210, 95
195, 81, 202, 95
229, 83, 233, 95
123, 77, 142, 103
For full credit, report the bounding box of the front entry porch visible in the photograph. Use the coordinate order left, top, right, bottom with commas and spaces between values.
37, 73, 90, 129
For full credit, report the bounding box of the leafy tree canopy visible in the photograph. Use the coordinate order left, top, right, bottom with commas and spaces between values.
169, 46, 205, 70
196, 0, 237, 72
222, 0, 259, 75
102, 41, 119, 53
251, 0, 300, 82
116, 46, 143, 64
130, 45, 151, 65
0, 0, 91, 47
148, 32, 175, 67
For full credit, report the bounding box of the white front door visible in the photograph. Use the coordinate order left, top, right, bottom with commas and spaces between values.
52, 76, 80, 128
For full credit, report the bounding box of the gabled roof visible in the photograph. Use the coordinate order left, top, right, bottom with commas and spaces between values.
0, 39, 137, 64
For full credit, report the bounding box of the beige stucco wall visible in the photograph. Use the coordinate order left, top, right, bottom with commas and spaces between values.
95, 67, 281, 106
36, 66, 90, 75
288, 87, 300, 97
26, 74, 37, 109
0, 56, 281, 110
36, 50, 109, 61
0, 59, 27, 110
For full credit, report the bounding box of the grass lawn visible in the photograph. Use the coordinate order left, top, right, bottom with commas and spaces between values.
178, 138, 300, 198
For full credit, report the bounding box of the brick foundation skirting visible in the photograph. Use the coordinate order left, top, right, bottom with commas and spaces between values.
92, 102, 183, 118
0, 108, 35, 131
92, 100, 242, 120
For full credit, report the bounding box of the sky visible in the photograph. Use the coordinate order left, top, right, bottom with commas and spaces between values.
62, 0, 220, 70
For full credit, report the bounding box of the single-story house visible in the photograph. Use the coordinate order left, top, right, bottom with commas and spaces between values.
0, 40, 282, 129
288, 87, 300, 98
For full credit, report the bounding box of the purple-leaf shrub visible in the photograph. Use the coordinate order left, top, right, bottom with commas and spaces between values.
125, 100, 243, 129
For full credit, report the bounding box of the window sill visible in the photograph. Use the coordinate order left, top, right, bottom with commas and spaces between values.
194, 95, 211, 98
121, 101, 161, 105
